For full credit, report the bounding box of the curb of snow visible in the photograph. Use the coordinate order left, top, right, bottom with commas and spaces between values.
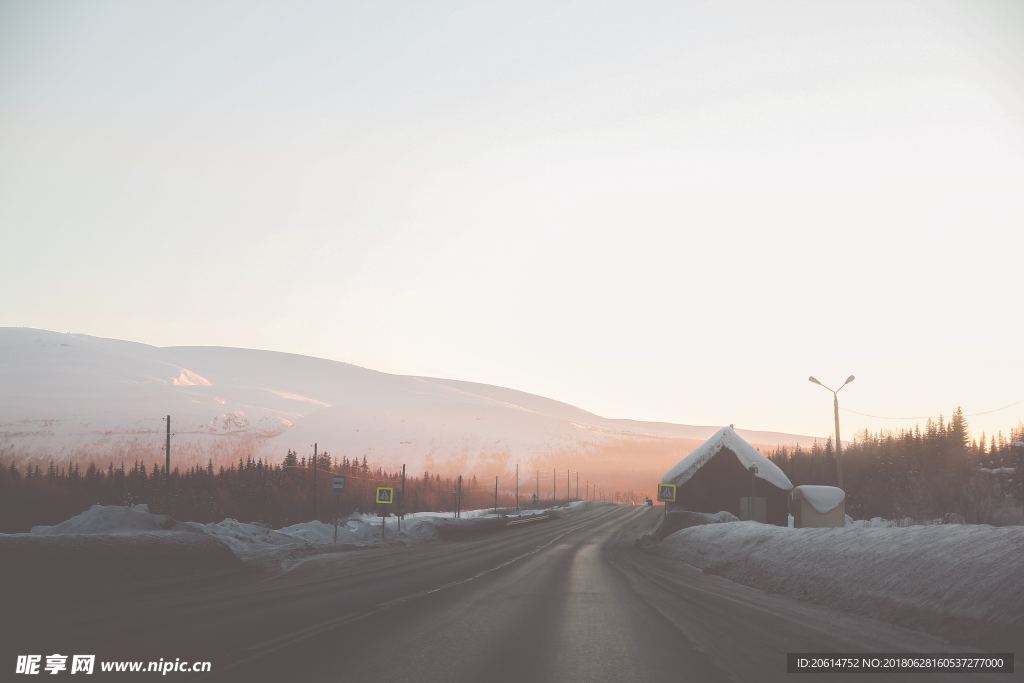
655, 521, 1024, 644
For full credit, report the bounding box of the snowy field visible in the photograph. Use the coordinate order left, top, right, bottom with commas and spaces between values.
656, 519, 1024, 642
4, 502, 586, 568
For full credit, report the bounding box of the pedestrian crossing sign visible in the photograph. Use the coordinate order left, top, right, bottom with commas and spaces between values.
657, 483, 676, 502
376, 487, 395, 504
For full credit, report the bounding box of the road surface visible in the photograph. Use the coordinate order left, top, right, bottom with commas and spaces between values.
5, 504, 1016, 682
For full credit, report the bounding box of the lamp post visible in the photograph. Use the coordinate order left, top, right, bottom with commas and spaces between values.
808, 374, 855, 490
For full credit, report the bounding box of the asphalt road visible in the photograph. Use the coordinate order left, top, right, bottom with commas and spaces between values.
5, 504, 1018, 682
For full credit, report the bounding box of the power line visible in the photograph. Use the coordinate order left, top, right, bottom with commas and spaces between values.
842, 399, 1024, 422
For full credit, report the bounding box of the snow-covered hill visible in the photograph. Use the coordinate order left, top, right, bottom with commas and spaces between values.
0, 328, 815, 478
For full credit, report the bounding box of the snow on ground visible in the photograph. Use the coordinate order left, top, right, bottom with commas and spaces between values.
673, 510, 737, 523
1, 328, 818, 469
979, 467, 1016, 475
656, 521, 1024, 639
184, 519, 310, 561
277, 514, 447, 545
29, 504, 183, 534
846, 516, 902, 528
6, 502, 587, 567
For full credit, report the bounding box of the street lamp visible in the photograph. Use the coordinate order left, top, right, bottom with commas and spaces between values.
808, 374, 855, 490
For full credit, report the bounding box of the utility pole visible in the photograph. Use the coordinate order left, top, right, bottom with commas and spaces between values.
164, 415, 171, 479
162, 415, 171, 507
312, 442, 318, 519
399, 464, 406, 533
512, 466, 520, 509
456, 475, 462, 519
494, 476, 499, 513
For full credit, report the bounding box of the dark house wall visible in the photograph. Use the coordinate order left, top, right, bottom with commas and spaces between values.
669, 448, 789, 526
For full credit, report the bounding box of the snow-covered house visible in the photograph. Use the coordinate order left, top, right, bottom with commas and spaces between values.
661, 426, 794, 526
790, 485, 845, 528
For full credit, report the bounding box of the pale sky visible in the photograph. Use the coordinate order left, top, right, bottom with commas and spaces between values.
2, 0, 1023, 441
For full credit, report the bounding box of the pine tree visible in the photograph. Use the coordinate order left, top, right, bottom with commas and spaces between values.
948, 407, 969, 448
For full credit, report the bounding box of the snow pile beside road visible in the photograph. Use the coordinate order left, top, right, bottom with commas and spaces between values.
185, 519, 310, 561
30, 504, 181, 534
846, 516, 900, 528
693, 510, 740, 524
343, 510, 500, 543
4, 506, 241, 588
643, 509, 738, 544
9, 501, 589, 567
277, 520, 349, 544
657, 521, 1024, 639
277, 517, 431, 545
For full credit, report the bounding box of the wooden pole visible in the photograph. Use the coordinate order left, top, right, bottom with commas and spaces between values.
399, 464, 406, 533
515, 464, 519, 511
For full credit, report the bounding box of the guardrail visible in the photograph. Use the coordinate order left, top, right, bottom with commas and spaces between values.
506, 513, 551, 527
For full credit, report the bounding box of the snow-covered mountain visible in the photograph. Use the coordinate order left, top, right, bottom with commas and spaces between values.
0, 328, 815, 483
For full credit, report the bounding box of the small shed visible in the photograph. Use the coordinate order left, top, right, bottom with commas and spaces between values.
790, 485, 845, 528
661, 426, 794, 526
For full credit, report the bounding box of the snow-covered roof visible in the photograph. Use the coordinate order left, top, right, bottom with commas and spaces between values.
791, 485, 845, 513
661, 426, 794, 491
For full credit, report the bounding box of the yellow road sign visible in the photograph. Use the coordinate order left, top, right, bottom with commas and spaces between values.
657, 483, 677, 503
376, 487, 395, 504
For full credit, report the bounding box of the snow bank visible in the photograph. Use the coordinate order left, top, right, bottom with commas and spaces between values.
846, 516, 900, 528
184, 519, 310, 561
651, 509, 739, 542
791, 485, 845, 514
696, 510, 739, 523
657, 521, 1024, 640
278, 516, 441, 544
662, 426, 793, 491
5, 505, 241, 588
9, 501, 588, 568
30, 504, 181, 534
979, 467, 1016, 475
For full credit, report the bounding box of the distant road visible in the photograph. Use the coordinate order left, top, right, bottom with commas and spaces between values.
5, 506, 1011, 682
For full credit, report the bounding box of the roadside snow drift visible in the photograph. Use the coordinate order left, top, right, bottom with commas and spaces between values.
651, 509, 740, 541
656, 521, 1024, 642
30, 504, 181, 534
2, 503, 584, 577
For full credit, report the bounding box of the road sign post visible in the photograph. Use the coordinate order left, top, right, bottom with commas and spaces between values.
332, 476, 346, 543
657, 483, 677, 518
657, 483, 677, 503
376, 487, 394, 541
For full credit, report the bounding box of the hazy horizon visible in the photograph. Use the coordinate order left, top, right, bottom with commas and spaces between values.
3, 1, 1023, 441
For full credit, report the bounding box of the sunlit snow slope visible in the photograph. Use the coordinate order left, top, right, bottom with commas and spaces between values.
0, 328, 815, 485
